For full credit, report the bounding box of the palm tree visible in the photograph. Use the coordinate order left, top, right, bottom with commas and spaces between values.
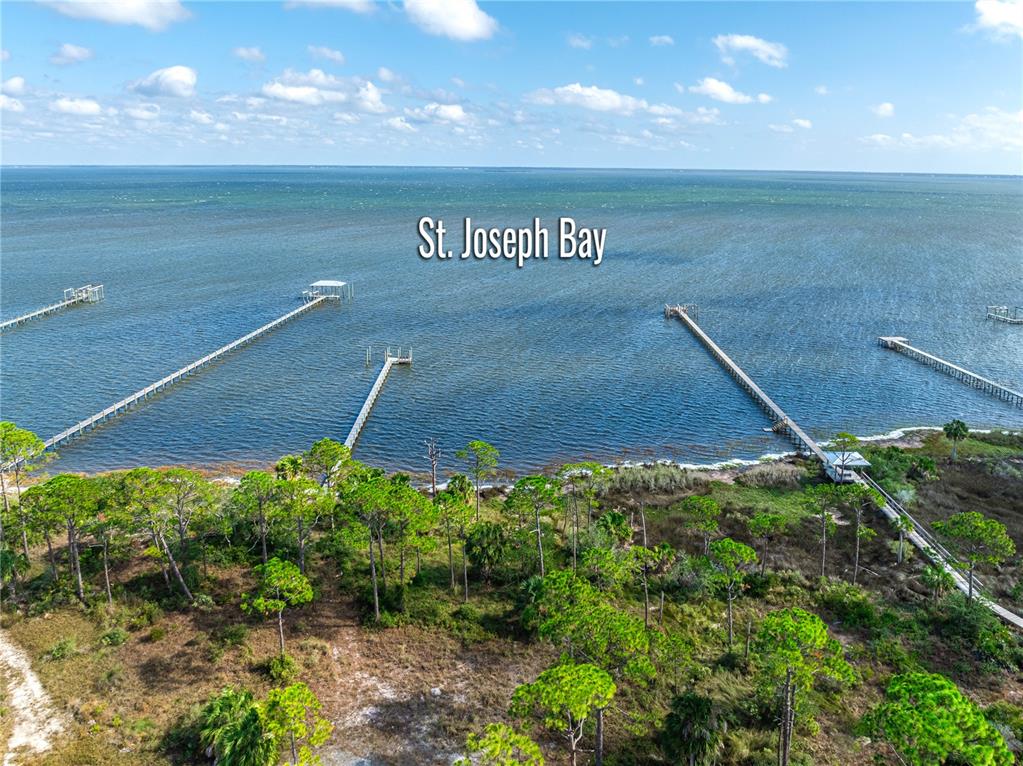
942, 419, 969, 463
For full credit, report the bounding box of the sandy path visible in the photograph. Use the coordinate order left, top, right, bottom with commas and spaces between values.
0, 627, 65, 766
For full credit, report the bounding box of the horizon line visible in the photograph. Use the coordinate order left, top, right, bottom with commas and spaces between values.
2, 163, 1021, 179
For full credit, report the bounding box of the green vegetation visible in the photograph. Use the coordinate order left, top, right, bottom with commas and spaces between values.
0, 420, 1020, 765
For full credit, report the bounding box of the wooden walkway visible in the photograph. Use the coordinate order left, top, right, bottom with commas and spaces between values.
0, 285, 104, 333
344, 348, 412, 450
861, 474, 1023, 630
879, 336, 1023, 407
2, 297, 328, 470
665, 305, 830, 464
665, 304, 1023, 630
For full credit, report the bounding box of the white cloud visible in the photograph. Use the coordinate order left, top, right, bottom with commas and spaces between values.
385, 116, 417, 132
41, 1, 189, 31
974, 0, 1023, 39
814, 85, 829, 96
529, 82, 689, 121
2, 77, 26, 96
530, 82, 646, 114
125, 103, 161, 120
308, 45, 345, 64
771, 118, 812, 132
687, 77, 771, 105
131, 65, 197, 97
568, 33, 593, 49
405, 102, 469, 123
871, 102, 895, 117
634, 76, 644, 86
452, 76, 466, 87
51, 43, 93, 65
0, 50, 9, 62
404, 0, 498, 42
50, 96, 102, 115
263, 82, 342, 105
285, 0, 374, 12
713, 34, 788, 67
189, 108, 214, 124
649, 35, 674, 46
261, 69, 349, 105
860, 108, 1022, 153
355, 81, 387, 112
334, 111, 360, 124
0, 94, 24, 112
377, 67, 397, 82
233, 47, 265, 62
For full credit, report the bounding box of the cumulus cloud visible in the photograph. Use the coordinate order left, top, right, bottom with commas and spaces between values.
125, 103, 161, 120
308, 45, 345, 64
973, 0, 1023, 38
405, 102, 469, 124
814, 85, 829, 95
405, 0, 498, 41
713, 34, 788, 67
261, 69, 349, 105
41, 1, 190, 31
385, 116, 417, 132
355, 81, 387, 112
793, 118, 812, 129
131, 65, 197, 97
233, 47, 265, 62
860, 108, 1022, 153
377, 67, 397, 82
285, 0, 375, 12
634, 76, 644, 86
50, 96, 103, 115
568, 33, 593, 49
871, 102, 895, 117
0, 94, 24, 112
687, 77, 771, 104
530, 83, 647, 115
189, 108, 214, 124
769, 123, 793, 133
52, 43, 93, 65
2, 77, 26, 96
0, 50, 9, 62
649, 35, 674, 46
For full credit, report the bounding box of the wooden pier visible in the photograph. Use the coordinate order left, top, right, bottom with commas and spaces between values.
664, 304, 1023, 630
344, 347, 412, 450
986, 305, 1023, 325
878, 336, 1023, 408
0, 284, 104, 333
665, 304, 830, 465
2, 284, 349, 470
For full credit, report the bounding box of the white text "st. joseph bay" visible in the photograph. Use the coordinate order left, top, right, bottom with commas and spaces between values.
417, 217, 606, 268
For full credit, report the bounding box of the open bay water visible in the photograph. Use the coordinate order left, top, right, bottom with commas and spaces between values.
1, 166, 1021, 475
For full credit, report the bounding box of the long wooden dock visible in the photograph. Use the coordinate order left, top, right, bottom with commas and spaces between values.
878, 336, 1023, 407
665, 304, 1023, 630
2, 296, 331, 470
0, 284, 104, 333
665, 305, 830, 464
344, 348, 412, 450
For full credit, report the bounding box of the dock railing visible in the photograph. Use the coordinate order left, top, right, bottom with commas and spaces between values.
0, 284, 105, 333
344, 347, 412, 450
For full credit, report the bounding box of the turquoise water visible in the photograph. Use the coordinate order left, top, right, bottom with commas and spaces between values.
1, 167, 1021, 474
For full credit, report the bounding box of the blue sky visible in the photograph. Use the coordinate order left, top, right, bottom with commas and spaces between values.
1, 0, 1020, 172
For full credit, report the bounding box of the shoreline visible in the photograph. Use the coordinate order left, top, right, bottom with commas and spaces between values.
14, 424, 1019, 491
